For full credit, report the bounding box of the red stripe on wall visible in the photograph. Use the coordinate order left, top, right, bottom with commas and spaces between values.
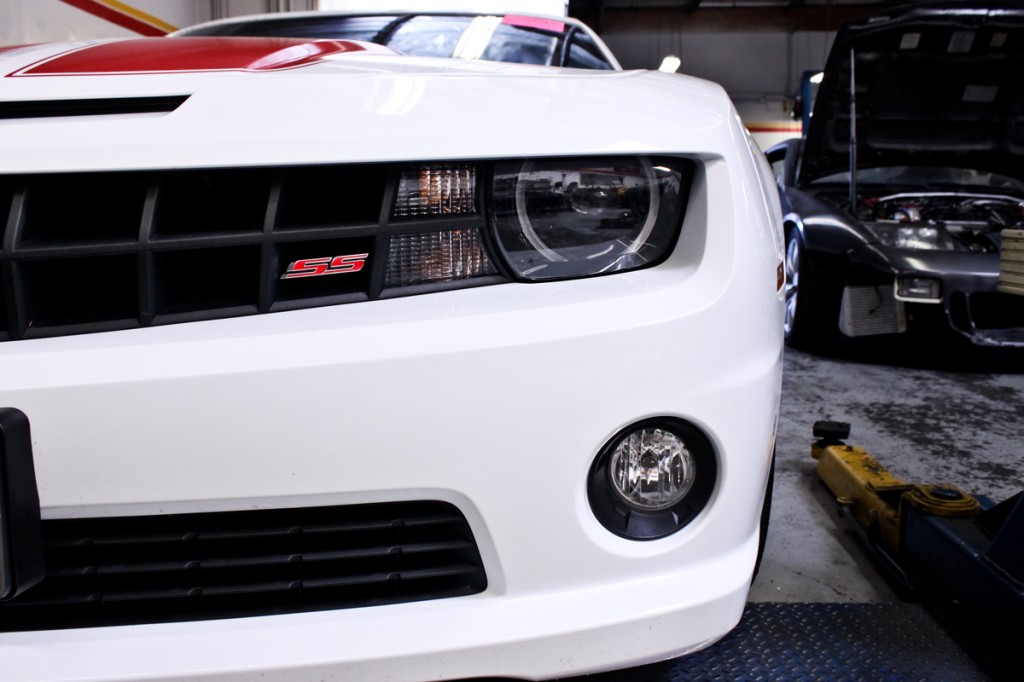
59, 0, 169, 37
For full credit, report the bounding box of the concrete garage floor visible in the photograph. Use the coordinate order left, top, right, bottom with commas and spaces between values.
752, 346, 1024, 604
567, 346, 1023, 682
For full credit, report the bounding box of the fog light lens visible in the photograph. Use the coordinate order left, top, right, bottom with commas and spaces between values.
608, 428, 695, 511
588, 418, 717, 540
897, 277, 941, 300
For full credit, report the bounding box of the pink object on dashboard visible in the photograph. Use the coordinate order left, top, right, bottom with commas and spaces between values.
502, 15, 566, 33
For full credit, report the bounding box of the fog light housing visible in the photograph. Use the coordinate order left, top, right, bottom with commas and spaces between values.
589, 418, 716, 540
896, 277, 941, 301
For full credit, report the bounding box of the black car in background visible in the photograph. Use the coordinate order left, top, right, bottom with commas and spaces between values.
767, 1, 1024, 352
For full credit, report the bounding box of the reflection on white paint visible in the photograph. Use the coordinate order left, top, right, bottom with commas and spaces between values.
365, 77, 427, 116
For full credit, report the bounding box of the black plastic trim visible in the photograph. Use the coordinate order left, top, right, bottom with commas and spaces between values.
0, 96, 190, 120
0, 500, 485, 631
0, 408, 44, 600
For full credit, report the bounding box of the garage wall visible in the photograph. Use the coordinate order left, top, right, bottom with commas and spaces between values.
1, 1, 205, 42
600, 19, 833, 149
0, 0, 317, 43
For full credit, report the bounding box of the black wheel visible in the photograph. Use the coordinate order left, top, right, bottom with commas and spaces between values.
752, 450, 774, 582
783, 229, 839, 351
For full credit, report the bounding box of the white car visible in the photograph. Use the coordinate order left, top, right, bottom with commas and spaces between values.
0, 9, 784, 682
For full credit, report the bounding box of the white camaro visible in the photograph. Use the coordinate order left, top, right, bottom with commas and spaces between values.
0, 7, 784, 681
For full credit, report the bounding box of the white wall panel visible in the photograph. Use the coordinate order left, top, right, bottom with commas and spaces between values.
1, 0, 211, 43
602, 27, 833, 149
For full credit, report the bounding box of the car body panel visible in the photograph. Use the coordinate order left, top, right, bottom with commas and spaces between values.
0, 27, 783, 682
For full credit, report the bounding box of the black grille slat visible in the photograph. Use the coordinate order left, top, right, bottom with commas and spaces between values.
0, 501, 486, 631
45, 539, 476, 578
0, 165, 506, 341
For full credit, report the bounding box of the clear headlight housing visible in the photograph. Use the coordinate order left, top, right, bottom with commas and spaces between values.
491, 157, 688, 280
864, 222, 963, 251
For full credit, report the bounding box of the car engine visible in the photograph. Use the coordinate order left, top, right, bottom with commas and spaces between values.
857, 193, 1024, 252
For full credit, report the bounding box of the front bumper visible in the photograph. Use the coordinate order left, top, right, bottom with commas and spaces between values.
0, 548, 752, 682
838, 246, 1024, 346
0, 236, 782, 680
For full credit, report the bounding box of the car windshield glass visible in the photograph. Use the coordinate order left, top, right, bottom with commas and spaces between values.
810, 166, 1024, 193
387, 15, 561, 65
178, 15, 397, 41
566, 32, 615, 70
177, 13, 578, 67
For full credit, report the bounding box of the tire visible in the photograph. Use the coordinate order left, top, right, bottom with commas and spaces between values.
783, 229, 839, 352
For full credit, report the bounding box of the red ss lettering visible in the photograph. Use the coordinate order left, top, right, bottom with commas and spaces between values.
282, 253, 368, 279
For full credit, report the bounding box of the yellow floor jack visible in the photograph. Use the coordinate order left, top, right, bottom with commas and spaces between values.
810, 420, 1023, 680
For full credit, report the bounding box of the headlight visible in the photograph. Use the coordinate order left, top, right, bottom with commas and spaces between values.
864, 223, 962, 251
491, 157, 689, 280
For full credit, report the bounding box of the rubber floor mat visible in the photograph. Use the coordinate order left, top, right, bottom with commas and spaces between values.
563, 602, 994, 682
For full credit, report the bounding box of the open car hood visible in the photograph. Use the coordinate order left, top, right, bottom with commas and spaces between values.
800, 1, 1024, 184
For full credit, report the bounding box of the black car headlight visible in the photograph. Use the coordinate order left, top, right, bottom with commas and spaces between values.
491, 157, 689, 281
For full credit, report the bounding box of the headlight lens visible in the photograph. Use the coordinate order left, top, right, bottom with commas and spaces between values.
865, 223, 962, 251
491, 157, 688, 280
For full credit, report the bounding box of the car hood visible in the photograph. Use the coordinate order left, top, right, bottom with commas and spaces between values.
0, 37, 733, 173
800, 1, 1024, 184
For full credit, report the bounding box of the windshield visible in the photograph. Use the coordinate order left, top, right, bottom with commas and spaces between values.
175, 13, 615, 69
809, 166, 1024, 193
178, 15, 396, 41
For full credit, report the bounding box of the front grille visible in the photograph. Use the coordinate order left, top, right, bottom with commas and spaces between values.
0, 501, 487, 631
951, 291, 1024, 331
0, 164, 504, 342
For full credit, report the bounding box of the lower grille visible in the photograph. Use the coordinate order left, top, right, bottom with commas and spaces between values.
954, 291, 1024, 330
0, 501, 487, 632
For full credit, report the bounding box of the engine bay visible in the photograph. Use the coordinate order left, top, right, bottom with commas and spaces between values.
857, 192, 1024, 252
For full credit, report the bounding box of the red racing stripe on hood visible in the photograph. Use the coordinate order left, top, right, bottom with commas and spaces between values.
9, 38, 371, 77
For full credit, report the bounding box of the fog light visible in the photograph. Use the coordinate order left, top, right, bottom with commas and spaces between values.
896, 277, 941, 301
608, 428, 694, 511
589, 418, 716, 540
